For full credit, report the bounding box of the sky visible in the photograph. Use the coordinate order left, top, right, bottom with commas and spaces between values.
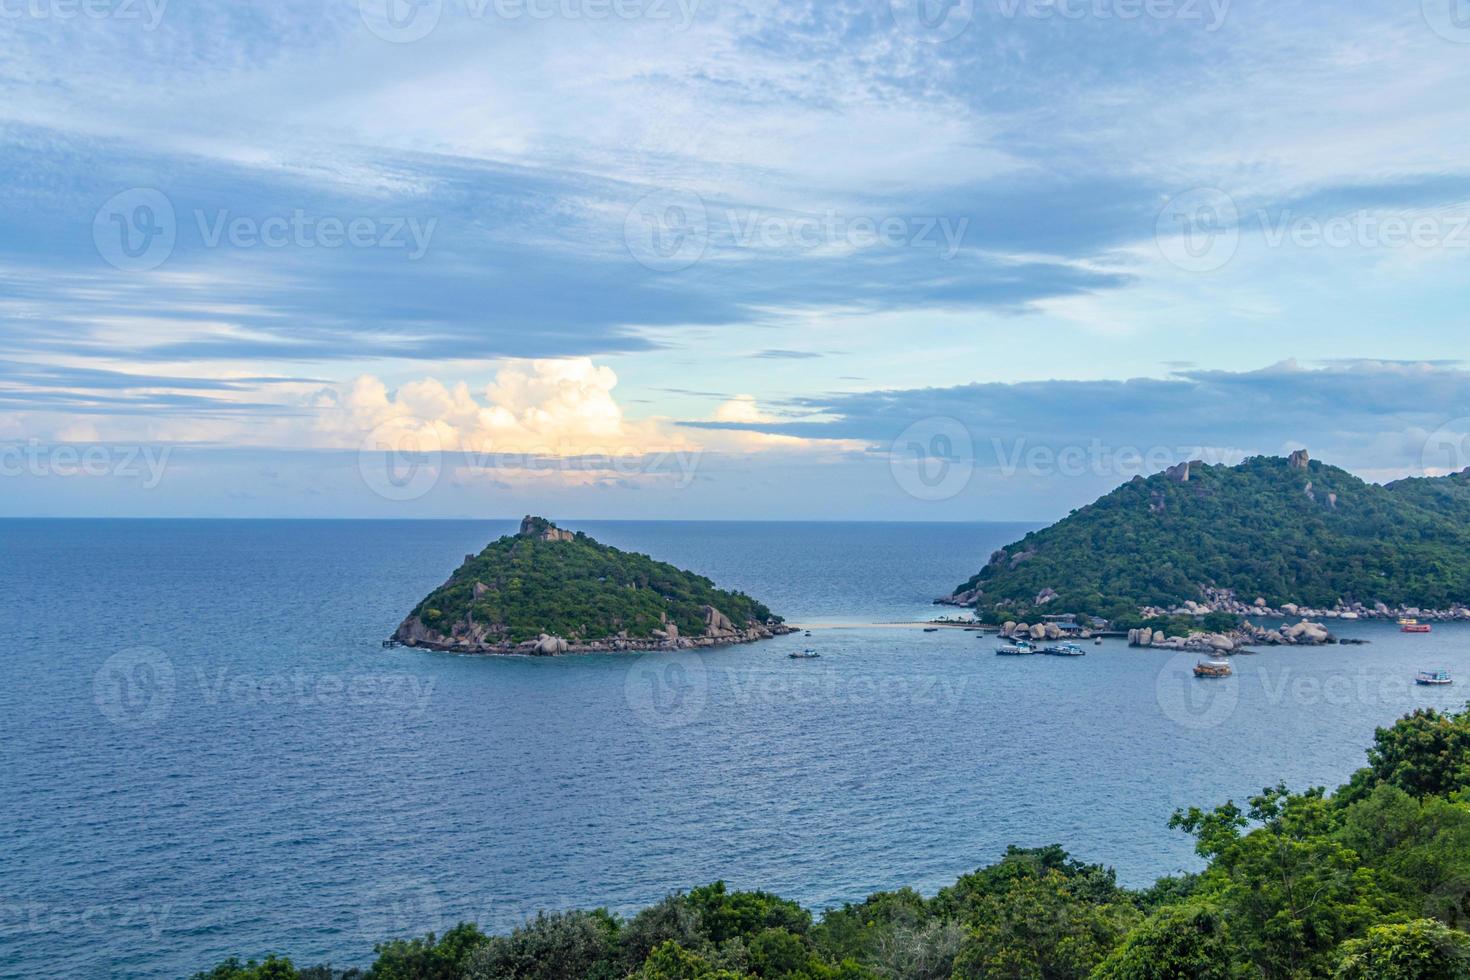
3, 0, 1470, 520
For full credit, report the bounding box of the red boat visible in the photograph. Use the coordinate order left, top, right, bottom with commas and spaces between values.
1399, 618, 1432, 633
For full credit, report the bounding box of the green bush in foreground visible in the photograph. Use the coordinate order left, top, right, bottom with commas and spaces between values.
197, 704, 1470, 980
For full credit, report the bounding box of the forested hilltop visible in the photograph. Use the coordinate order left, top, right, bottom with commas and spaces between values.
392, 516, 788, 654
198, 702, 1470, 978
944, 451, 1470, 627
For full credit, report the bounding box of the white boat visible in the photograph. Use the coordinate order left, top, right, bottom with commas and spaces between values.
996, 640, 1036, 656
789, 648, 821, 659
1415, 669, 1452, 686
1042, 642, 1085, 657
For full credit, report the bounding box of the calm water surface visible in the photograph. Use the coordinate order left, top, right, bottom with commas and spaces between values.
2, 519, 1466, 978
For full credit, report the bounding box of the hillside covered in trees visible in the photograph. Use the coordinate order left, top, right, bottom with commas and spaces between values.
393, 517, 786, 652
946, 452, 1470, 626
197, 702, 1470, 978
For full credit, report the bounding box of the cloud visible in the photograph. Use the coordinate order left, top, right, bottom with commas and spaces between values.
683, 360, 1470, 478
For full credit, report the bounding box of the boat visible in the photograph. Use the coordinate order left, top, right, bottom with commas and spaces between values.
996, 640, 1036, 656
789, 648, 821, 659
1193, 659, 1233, 678
1415, 669, 1453, 686
1094, 637, 1103, 645
923, 627, 939, 633
1042, 642, 1086, 657
1400, 618, 1432, 633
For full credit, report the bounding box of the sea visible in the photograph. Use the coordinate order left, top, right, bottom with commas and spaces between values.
2, 519, 1465, 978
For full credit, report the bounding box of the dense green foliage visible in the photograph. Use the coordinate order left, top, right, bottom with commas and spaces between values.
952, 455, 1470, 624
409, 524, 779, 643
196, 703, 1470, 979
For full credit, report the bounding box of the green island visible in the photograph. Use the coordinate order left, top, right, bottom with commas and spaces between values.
197, 701, 1470, 979
392, 516, 791, 654
941, 450, 1470, 634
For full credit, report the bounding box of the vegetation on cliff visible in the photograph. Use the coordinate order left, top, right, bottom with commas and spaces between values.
950, 453, 1470, 626
197, 702, 1470, 979
399, 517, 781, 646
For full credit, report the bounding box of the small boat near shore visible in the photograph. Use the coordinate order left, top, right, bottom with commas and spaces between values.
1042, 642, 1086, 657
923, 627, 939, 632
1194, 659, 1233, 678
1416, 669, 1453, 686
789, 648, 821, 659
1400, 618, 1432, 633
996, 640, 1036, 656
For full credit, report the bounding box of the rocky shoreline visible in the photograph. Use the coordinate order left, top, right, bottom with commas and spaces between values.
390, 604, 796, 656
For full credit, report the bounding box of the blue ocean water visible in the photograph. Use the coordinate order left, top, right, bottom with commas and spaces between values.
1, 519, 1466, 978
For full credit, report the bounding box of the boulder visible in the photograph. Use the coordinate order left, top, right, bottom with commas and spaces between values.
473, 581, 491, 599
1029, 623, 1047, 640
533, 633, 569, 655
1152, 630, 1166, 645
701, 605, 735, 634
1288, 448, 1310, 470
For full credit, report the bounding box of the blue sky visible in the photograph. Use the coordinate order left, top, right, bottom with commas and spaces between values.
3, 0, 1470, 519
